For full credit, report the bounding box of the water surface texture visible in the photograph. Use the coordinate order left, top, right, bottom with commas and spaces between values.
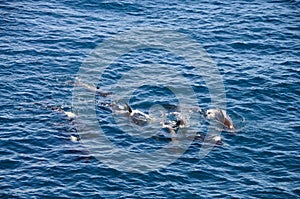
1, 0, 300, 198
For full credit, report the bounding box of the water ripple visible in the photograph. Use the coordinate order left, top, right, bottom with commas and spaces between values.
1, 0, 299, 198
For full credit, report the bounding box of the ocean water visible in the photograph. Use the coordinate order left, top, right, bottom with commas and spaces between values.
1, 0, 300, 198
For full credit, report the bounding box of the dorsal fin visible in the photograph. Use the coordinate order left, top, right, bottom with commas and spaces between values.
219, 109, 226, 122
224, 118, 234, 130
125, 103, 132, 113
174, 119, 185, 128
176, 120, 181, 126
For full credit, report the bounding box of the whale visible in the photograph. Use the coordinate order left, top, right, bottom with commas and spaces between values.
68, 80, 112, 97
162, 119, 186, 134
51, 106, 77, 120
205, 109, 235, 130
125, 103, 153, 126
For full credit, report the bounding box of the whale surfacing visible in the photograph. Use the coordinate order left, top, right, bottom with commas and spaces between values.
125, 103, 152, 126
205, 109, 235, 130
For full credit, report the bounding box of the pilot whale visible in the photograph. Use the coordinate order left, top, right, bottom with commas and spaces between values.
68, 80, 112, 97
162, 119, 186, 135
125, 103, 153, 126
51, 106, 77, 120
205, 109, 235, 130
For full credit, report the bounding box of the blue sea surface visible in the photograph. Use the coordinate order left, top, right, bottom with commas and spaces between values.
1, 0, 300, 198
